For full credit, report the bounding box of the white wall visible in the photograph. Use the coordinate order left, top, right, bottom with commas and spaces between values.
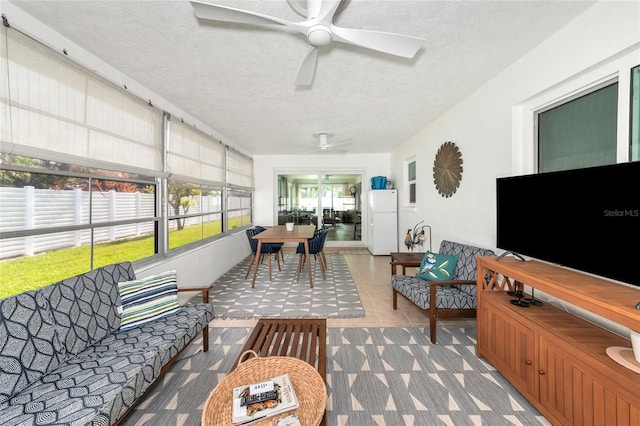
391, 1, 639, 253
390, 1, 640, 337
137, 231, 249, 301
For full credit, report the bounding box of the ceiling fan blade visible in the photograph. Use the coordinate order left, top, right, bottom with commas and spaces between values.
190, 1, 290, 27
306, 0, 323, 19
330, 25, 425, 58
319, 147, 347, 154
328, 139, 352, 148
310, 0, 342, 22
295, 46, 319, 87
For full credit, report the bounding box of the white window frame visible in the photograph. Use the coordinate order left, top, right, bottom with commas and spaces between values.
404, 156, 416, 207
512, 51, 638, 176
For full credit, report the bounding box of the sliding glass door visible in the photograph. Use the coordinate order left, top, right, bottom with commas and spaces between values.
276, 172, 363, 243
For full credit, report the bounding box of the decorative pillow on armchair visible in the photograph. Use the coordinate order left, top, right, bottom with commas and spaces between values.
416, 251, 458, 281
118, 270, 180, 331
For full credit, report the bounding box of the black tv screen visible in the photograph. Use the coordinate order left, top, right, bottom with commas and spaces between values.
496, 161, 640, 286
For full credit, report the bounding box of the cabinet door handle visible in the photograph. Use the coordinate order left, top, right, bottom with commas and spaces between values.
538, 370, 545, 375
525, 360, 532, 365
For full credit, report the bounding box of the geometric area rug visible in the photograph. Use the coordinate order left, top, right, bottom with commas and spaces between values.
206, 253, 365, 319
122, 325, 549, 426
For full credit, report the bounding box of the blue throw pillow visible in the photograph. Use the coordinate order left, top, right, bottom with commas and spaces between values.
416, 251, 458, 281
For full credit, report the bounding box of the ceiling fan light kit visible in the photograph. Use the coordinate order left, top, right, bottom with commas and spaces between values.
190, 0, 425, 87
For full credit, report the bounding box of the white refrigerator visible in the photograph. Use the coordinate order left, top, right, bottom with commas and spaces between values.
367, 189, 398, 255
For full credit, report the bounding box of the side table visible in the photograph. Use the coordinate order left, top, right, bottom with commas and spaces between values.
202, 351, 326, 426
390, 252, 423, 275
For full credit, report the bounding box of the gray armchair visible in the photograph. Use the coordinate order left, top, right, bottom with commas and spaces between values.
391, 240, 495, 343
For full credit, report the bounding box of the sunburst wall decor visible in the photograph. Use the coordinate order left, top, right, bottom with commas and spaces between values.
433, 141, 463, 198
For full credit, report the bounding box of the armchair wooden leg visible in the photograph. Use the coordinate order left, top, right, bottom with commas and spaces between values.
429, 283, 437, 344
429, 310, 437, 344
203, 326, 209, 352
392, 288, 398, 310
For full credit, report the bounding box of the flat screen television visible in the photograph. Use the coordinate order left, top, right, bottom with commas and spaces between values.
496, 161, 640, 287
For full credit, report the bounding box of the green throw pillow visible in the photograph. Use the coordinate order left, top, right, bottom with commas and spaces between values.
118, 270, 180, 331
416, 251, 458, 281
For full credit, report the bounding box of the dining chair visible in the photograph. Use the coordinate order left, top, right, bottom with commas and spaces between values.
245, 228, 283, 281
295, 226, 330, 281
254, 225, 285, 263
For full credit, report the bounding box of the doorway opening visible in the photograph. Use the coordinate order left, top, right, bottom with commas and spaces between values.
276, 172, 363, 243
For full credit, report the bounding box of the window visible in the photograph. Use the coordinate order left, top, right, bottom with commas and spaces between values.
166, 118, 227, 251
0, 24, 254, 297
227, 189, 252, 230
405, 158, 416, 205
167, 180, 223, 250
0, 156, 158, 296
631, 65, 640, 161
536, 81, 618, 172
226, 149, 254, 231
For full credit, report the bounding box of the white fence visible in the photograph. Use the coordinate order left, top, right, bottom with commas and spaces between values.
0, 187, 224, 259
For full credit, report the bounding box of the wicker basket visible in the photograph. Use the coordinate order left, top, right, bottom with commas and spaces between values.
201, 350, 327, 426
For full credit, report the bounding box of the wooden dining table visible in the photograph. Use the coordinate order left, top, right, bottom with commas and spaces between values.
252, 225, 316, 288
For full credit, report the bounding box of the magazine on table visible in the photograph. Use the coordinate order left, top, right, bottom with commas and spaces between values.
231, 373, 299, 425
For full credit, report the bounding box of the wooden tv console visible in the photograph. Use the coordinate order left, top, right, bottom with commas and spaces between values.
476, 256, 640, 425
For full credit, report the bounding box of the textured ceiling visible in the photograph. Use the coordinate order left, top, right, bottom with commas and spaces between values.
7, 0, 596, 156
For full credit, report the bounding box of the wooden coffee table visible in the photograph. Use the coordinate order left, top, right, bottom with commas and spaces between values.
231, 318, 327, 425
233, 318, 327, 378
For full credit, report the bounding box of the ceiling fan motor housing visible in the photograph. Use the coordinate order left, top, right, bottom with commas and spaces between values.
308, 26, 332, 46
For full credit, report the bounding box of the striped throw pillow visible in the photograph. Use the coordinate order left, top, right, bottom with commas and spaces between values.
118, 270, 180, 331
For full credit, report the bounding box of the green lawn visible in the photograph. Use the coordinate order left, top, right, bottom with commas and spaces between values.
0, 217, 249, 299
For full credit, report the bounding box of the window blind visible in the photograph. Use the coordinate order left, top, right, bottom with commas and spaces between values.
0, 26, 163, 174
227, 149, 253, 188
166, 118, 225, 183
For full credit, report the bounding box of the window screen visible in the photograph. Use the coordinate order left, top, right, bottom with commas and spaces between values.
537, 82, 618, 173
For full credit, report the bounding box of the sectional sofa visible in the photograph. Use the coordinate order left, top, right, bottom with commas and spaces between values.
0, 262, 213, 425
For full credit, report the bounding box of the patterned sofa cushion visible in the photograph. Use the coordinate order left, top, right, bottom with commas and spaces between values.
0, 350, 162, 426
40, 262, 135, 356
0, 262, 213, 425
392, 240, 495, 310
439, 240, 495, 281
78, 304, 214, 366
392, 275, 477, 310
0, 304, 213, 425
0, 291, 65, 404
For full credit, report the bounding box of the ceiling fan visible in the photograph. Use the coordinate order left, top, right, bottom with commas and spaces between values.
190, 0, 426, 87
300, 132, 351, 153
